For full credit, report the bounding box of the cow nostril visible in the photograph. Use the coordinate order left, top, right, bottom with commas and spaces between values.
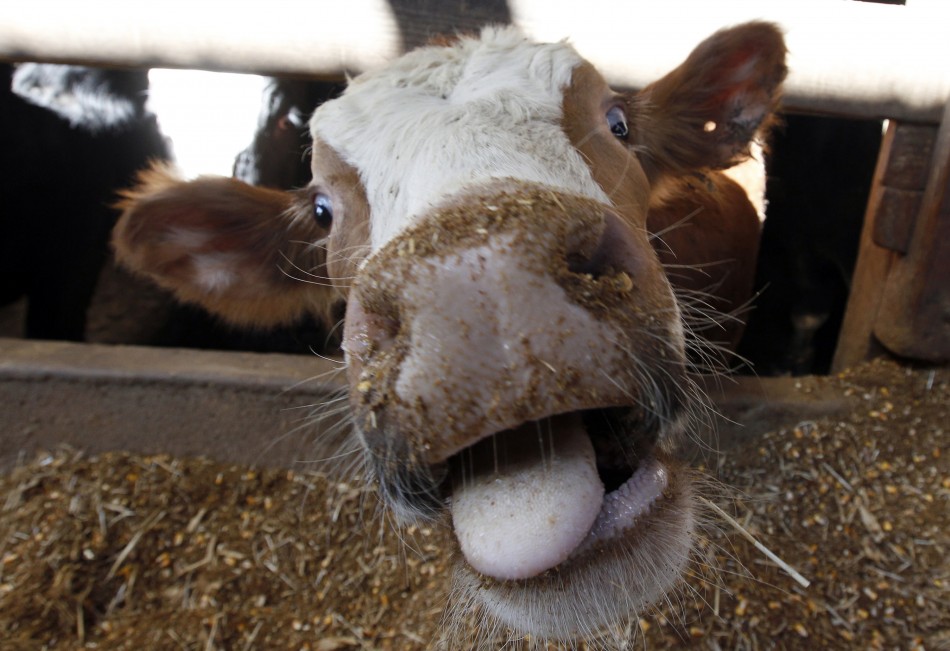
566, 211, 641, 282
343, 292, 402, 361
567, 251, 608, 279
567, 253, 604, 280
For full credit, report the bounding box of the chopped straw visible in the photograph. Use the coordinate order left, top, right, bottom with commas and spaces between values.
700, 496, 811, 589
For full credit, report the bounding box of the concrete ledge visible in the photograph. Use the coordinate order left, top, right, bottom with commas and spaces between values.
0, 338, 348, 472
1, 337, 852, 473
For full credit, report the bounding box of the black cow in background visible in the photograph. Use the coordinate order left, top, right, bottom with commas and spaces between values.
737, 114, 883, 375
233, 78, 343, 190
0, 63, 169, 340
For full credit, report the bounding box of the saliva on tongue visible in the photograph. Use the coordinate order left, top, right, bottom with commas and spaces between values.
450, 413, 604, 580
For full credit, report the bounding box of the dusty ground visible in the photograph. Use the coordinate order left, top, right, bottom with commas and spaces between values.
1, 359, 947, 650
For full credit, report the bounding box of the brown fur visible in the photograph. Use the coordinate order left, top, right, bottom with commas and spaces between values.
114, 164, 336, 328
648, 173, 760, 349
309, 138, 372, 292
634, 21, 786, 178
562, 29, 779, 351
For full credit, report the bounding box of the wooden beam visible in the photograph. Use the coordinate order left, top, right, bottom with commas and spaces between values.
0, 1, 948, 123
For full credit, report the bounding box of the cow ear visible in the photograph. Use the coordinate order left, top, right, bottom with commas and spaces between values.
632, 21, 786, 178
113, 164, 336, 329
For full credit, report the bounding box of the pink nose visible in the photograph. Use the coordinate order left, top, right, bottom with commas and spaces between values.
343, 183, 683, 465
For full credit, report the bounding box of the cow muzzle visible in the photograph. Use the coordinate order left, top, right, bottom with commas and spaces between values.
342, 180, 689, 583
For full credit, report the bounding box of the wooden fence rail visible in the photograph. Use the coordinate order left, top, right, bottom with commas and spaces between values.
1, 0, 948, 123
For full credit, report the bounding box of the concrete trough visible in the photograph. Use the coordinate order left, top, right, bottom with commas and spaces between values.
0, 337, 852, 475
0, 337, 347, 473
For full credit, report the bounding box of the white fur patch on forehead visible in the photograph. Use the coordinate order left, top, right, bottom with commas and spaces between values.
310, 26, 609, 250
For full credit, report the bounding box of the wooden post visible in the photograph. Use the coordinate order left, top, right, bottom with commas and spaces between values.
873, 98, 950, 361
832, 121, 938, 371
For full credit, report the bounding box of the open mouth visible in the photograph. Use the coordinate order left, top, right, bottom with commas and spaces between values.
448, 408, 670, 581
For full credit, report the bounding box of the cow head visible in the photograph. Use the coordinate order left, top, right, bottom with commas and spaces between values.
114, 22, 785, 642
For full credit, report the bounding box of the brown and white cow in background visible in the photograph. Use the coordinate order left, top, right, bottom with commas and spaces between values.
113, 23, 786, 645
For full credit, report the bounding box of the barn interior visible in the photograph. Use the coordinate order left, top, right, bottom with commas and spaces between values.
0, 1, 947, 649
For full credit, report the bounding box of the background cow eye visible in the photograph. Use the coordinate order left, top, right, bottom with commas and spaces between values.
607, 105, 628, 139
313, 193, 333, 230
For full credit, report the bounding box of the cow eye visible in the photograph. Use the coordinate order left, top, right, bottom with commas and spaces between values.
607, 105, 628, 139
313, 193, 333, 230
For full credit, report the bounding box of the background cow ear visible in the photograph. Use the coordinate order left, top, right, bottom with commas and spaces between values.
113, 164, 335, 329
632, 21, 786, 178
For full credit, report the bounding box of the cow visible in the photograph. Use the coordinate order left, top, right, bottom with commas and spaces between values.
124, 78, 345, 354
0, 63, 169, 341
232, 77, 343, 190
738, 113, 882, 375
112, 23, 786, 644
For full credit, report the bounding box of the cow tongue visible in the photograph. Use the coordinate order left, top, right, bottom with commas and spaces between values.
450, 413, 604, 580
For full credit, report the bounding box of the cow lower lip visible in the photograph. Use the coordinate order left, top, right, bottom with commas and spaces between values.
448, 408, 663, 580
